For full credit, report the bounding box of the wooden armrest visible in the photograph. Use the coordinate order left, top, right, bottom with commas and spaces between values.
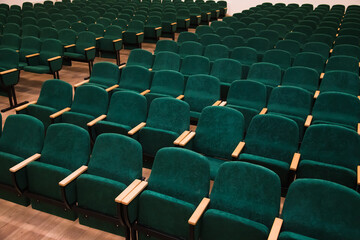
358, 123, 360, 135
149, 68, 152, 71
105, 84, 119, 92
259, 108, 268, 115
64, 44, 76, 49
290, 153, 301, 171
314, 90, 320, 99
48, 56, 61, 62
185, 18, 190, 21
74, 80, 89, 88
304, 115, 313, 127
207, 12, 211, 15
10, 153, 41, 173
15, 100, 37, 112
197, 15, 201, 18
329, 48, 333, 53
136, 32, 144, 36
219, 101, 227, 106
128, 122, 146, 135
119, 65, 126, 69
357, 165, 360, 185
87, 114, 107, 127
212, 100, 221, 106
224, 7, 228, 10
188, 198, 210, 226
121, 181, 148, 205
216, 10, 220, 12
359, 62, 360, 68
26, 53, 40, 58
115, 179, 142, 203
113, 38, 122, 43
16, 50, 19, 52
122, 30, 126, 34
155, 27, 162, 30
84, 46, 96, 51
320, 72, 324, 79
59, 165, 88, 187
50, 107, 71, 119
176, 94, 184, 100
267, 218, 283, 240
231, 141, 245, 158
0, 68, 18, 75
96, 37, 104, 40
179, 131, 196, 147
174, 130, 191, 145
171, 22, 177, 25
140, 89, 150, 95
358, 96, 360, 101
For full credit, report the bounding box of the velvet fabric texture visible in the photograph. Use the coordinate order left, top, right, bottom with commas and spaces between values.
126, 49, 154, 68
201, 162, 281, 240
263, 49, 291, 72
231, 47, 258, 78
123, 20, 144, 45
200, 33, 222, 47
180, 55, 210, 77
302, 42, 330, 60
177, 32, 198, 43
280, 179, 360, 240
320, 70, 360, 96
247, 62, 281, 95
239, 114, 299, 187
222, 35, 245, 51
0, 34, 21, 50
298, 124, 360, 189
18, 36, 42, 69
275, 40, 301, 60
154, 40, 178, 55
64, 31, 96, 61
281, 66, 320, 94
144, 16, 162, 41
178, 41, 203, 59
117, 65, 152, 93
325, 55, 359, 75
332, 44, 360, 61
58, 29, 77, 46
85, 62, 120, 88
292, 52, 325, 74
99, 25, 123, 52
151, 51, 181, 72
203, 43, 230, 62
161, 13, 177, 38
285, 32, 307, 46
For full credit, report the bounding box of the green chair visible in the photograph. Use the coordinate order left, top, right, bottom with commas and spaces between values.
199, 33, 222, 47
39, 27, 59, 41
293, 52, 325, 75
177, 9, 191, 32
3, 23, 20, 35
99, 25, 123, 65
81, 15, 96, 25
161, 13, 177, 40
275, 40, 301, 62
189, 6, 202, 28
0, 114, 44, 206
281, 66, 320, 95
258, 30, 279, 47
248, 22, 266, 34
37, 18, 53, 29
263, 49, 291, 73
222, 16, 237, 25
230, 47, 257, 79
126, 49, 154, 69
144, 16, 162, 43
210, 20, 227, 31
154, 40, 178, 54
18, 36, 42, 69
151, 51, 181, 72
58, 29, 77, 46
229, 22, 247, 32
0, 33, 21, 51
177, 32, 199, 44
75, 133, 142, 239
308, 33, 333, 48
247, 37, 270, 61
24, 39, 63, 79
284, 32, 307, 46
302, 42, 330, 60
116, 65, 152, 94
96, 17, 112, 28
199, 162, 281, 240
71, 22, 87, 34
292, 25, 313, 37
221, 35, 245, 51
334, 35, 360, 46
247, 62, 282, 96
200, 4, 212, 25
215, 27, 235, 39
123, 20, 144, 49
236, 28, 257, 41
203, 44, 229, 62
325, 56, 359, 75
180, 55, 210, 80
112, 19, 128, 31
319, 70, 360, 96
178, 41, 203, 59
332, 44, 360, 61
22, 24, 40, 38
218, 1, 227, 18
195, 25, 214, 37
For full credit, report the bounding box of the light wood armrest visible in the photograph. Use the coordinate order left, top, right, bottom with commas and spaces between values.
212, 100, 221, 106
171, 22, 177, 25
59, 165, 88, 187
128, 122, 146, 135
357, 165, 360, 185
84, 46, 95, 51
74, 80, 89, 88
50, 107, 71, 119
219, 101, 227, 106
359, 62, 360, 68
106, 84, 119, 92
224, 7, 228, 10
64, 44, 75, 49
26, 53, 40, 58
260, 108, 268, 115
320, 72, 324, 79
358, 96, 360, 101
113, 38, 122, 43
155, 27, 162, 30
304, 115, 313, 127
136, 32, 144, 36
188, 198, 210, 226
179, 131, 196, 147
329, 48, 333, 53
314, 90, 320, 99
231, 141, 245, 158
48, 56, 61, 62
358, 123, 360, 135
185, 18, 190, 21
0, 68, 18, 75
121, 181, 148, 205
140, 89, 150, 95
87, 114, 107, 127
197, 15, 201, 18
216, 10, 220, 12
115, 179, 142, 203
10, 153, 41, 173
290, 153, 301, 171
122, 30, 126, 34
207, 12, 211, 15
15, 100, 37, 112
96, 37, 104, 40
267, 218, 283, 240
119, 64, 126, 69
16, 50, 19, 52
174, 130, 190, 145
176, 94, 184, 100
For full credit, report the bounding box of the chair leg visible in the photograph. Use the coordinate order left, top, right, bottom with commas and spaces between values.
53, 72, 56, 79
1, 86, 28, 112
131, 228, 137, 240
56, 71, 60, 79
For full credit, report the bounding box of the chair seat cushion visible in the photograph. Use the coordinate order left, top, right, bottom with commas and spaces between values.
93, 120, 131, 138
24, 65, 51, 74
190, 111, 201, 120
25, 104, 58, 129
19, 62, 27, 70
62, 111, 95, 130
64, 52, 86, 61
312, 119, 355, 131
204, 156, 227, 180
279, 231, 318, 240
0, 151, 25, 188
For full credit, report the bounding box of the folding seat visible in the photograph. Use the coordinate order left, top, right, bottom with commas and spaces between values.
18, 36, 42, 70
39, 27, 59, 41
132, 15, 147, 23
183, 75, 220, 120
263, 49, 291, 73
21, 24, 40, 38
87, 23, 104, 40
208, 2, 220, 20
200, 4, 212, 25
115, 65, 152, 94
247, 62, 281, 96
248, 22, 266, 34
126, 49, 153, 69
96, 17, 111, 28
292, 52, 325, 75
324, 56, 359, 75
332, 44, 360, 61
178, 41, 203, 59
221, 35, 245, 51
222, 16, 237, 25
64, 14, 78, 24
54, 20, 70, 31
151, 51, 181, 72
281, 66, 320, 95
123, 20, 144, 49
215, 27, 235, 39
195, 25, 214, 37
295, 125, 360, 189
58, 29, 77, 47
98, 25, 123, 65
119, 147, 210, 240
247, 37, 270, 61
338, 28, 360, 39
2, 23, 20, 35
177, 32, 199, 44
161, 13, 177, 40
302, 42, 330, 61
23, 39, 63, 79
210, 20, 227, 31
203, 44, 229, 62
334, 35, 360, 46
198, 162, 280, 240
258, 30, 279, 48
275, 40, 301, 62
176, 9, 190, 32
143, 16, 162, 43
314, 26, 337, 38
22, 17, 37, 27
180, 55, 210, 79
230, 46, 257, 78
189, 6, 201, 27
199, 33, 221, 47
0, 115, 44, 206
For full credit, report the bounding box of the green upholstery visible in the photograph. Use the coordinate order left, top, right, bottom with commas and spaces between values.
215, 27, 235, 39
178, 41, 203, 59
177, 32, 199, 44
293, 52, 325, 75
195, 25, 214, 37
247, 37, 270, 61
239, 114, 299, 187
302, 42, 330, 61
180, 56, 210, 79
54, 20, 71, 31
184, 74, 220, 119
76, 133, 142, 235
275, 40, 301, 61
137, 147, 210, 240
27, 123, 90, 219
189, 7, 201, 27
19, 36, 42, 69
40, 27, 59, 41
293, 25, 313, 37
117, 65, 152, 93
247, 62, 281, 95
123, 20, 144, 48
176, 9, 190, 31
200, 4, 211, 25
308, 34, 333, 48
161, 13, 177, 39
0, 33, 21, 50
298, 124, 360, 189
279, 179, 360, 240
151, 51, 181, 72
38, 18, 53, 29
325, 56, 359, 75
92, 91, 147, 138
154, 40, 178, 55
320, 70, 360, 96
85, 62, 120, 89
311, 92, 360, 130
201, 162, 281, 240
3, 23, 20, 35
190, 106, 245, 179
58, 29, 77, 46
335, 35, 360, 46
199, 33, 222, 47
281, 67, 320, 94
22, 24, 40, 38
259, 30, 280, 47
71, 22, 87, 34
211, 21, 227, 31
332, 44, 360, 61
126, 49, 154, 69
236, 28, 257, 41
62, 85, 108, 130
99, 25, 123, 60
203, 44, 229, 62
144, 16, 162, 43
263, 49, 291, 72
64, 31, 96, 63
138, 97, 190, 157
221, 35, 245, 51
248, 23, 266, 34
231, 46, 257, 78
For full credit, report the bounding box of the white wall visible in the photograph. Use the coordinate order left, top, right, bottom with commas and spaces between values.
0, 0, 57, 6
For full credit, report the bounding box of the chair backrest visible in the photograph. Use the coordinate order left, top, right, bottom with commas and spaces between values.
104, 25, 122, 39
215, 27, 235, 39
40, 39, 63, 65
200, 33, 222, 46
152, 51, 181, 71
302, 42, 330, 60
75, 31, 96, 54
210, 58, 242, 84
282, 66, 320, 94
150, 70, 185, 97
180, 55, 210, 75
178, 41, 203, 58
177, 31, 199, 43
275, 39, 301, 58
19, 36, 41, 63
203, 43, 229, 61
37, 79, 73, 110
54, 19, 70, 30
325, 56, 359, 75
58, 29, 77, 45
40, 27, 58, 40
247, 62, 281, 86
127, 20, 144, 32
320, 70, 360, 96
154, 40, 178, 54
71, 85, 108, 117
119, 65, 152, 92
195, 25, 214, 36
87, 23, 104, 38
236, 28, 256, 40
263, 49, 291, 71
221, 35, 245, 50
293, 52, 325, 74
332, 44, 360, 61
127, 49, 154, 68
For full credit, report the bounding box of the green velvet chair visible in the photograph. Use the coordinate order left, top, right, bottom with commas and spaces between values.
319, 70, 360, 96
180, 55, 210, 80
39, 27, 59, 41
0, 33, 21, 51
281, 66, 320, 95
16, 79, 73, 130
189, 6, 201, 28
297, 124, 360, 189
302, 42, 330, 61
178, 41, 204, 59
99, 25, 123, 65
230, 46, 257, 79
210, 20, 227, 31
126, 49, 154, 69
275, 39, 301, 62
71, 22, 87, 34
325, 56, 359, 75
203, 44, 229, 62
218, 1, 227, 18
54, 20, 71, 31
161, 12, 177, 40
18, 36, 42, 70
176, 9, 191, 32
236, 28, 257, 41
23, 39, 63, 79
248, 23, 266, 34
0, 114, 44, 206
221, 35, 245, 51
151, 51, 181, 72
183, 74, 220, 120
258, 30, 279, 47
22, 24, 40, 38
200, 4, 211, 25
120, 147, 210, 240
247, 37, 270, 61
38, 18, 53, 29
273, 179, 360, 240
75, 133, 142, 239
3, 23, 21, 35
195, 25, 214, 37
235, 114, 299, 191
292, 25, 313, 38
308, 33, 333, 48
58, 29, 77, 46
123, 20, 144, 49
144, 16, 162, 43
199, 162, 281, 240
332, 44, 360, 61
334, 35, 360, 47
21, 123, 90, 220
154, 40, 178, 55
89, 91, 147, 140
177, 32, 199, 44
293, 52, 325, 75
64, 31, 96, 76
135, 97, 190, 158
199, 33, 222, 47
215, 27, 235, 39
263, 49, 291, 73
116, 65, 152, 94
